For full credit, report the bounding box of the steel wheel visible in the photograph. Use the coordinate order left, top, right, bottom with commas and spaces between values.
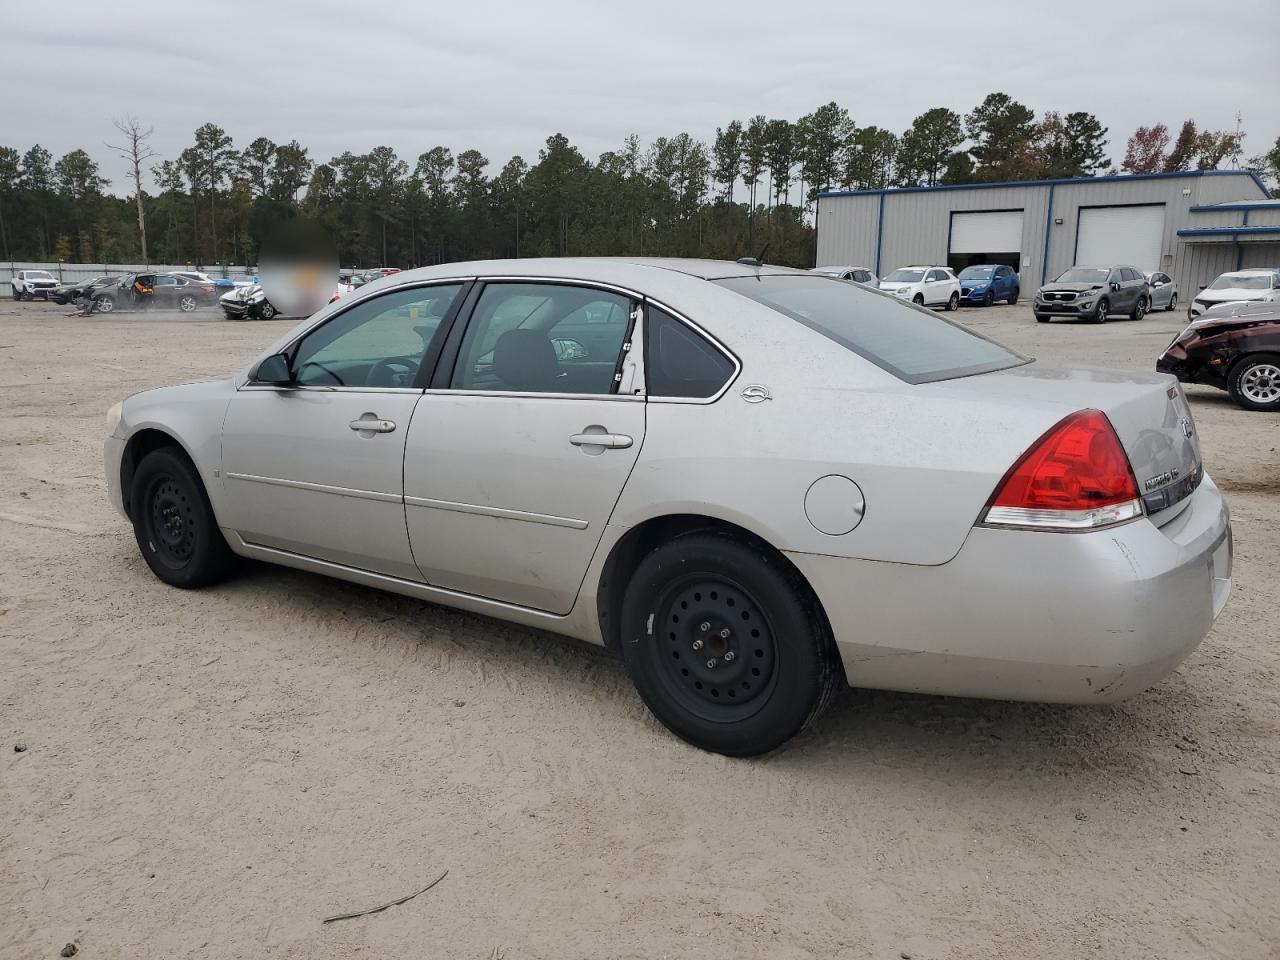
1239, 361, 1280, 406
179, 294, 197, 312
144, 475, 197, 569
653, 576, 779, 722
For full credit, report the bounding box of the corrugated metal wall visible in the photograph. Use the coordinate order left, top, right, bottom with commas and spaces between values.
815, 171, 1271, 296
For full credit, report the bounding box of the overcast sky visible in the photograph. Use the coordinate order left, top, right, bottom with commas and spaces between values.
4, 0, 1277, 196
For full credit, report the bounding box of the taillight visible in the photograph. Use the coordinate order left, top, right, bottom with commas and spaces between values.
981, 409, 1142, 531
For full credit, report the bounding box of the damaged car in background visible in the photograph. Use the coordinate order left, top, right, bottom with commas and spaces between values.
1158, 300, 1280, 411
105, 258, 1232, 756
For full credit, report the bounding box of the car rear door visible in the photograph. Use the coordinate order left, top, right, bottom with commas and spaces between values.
403, 280, 645, 615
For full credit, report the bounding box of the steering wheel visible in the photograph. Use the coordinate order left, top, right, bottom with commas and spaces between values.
366, 357, 420, 388
296, 360, 346, 386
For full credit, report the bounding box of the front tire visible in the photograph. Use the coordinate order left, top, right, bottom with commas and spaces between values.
946, 292, 959, 311
912, 294, 924, 306
257, 301, 277, 320
130, 447, 235, 588
618, 532, 840, 757
1092, 297, 1109, 323
983, 289, 994, 307
1228, 353, 1280, 412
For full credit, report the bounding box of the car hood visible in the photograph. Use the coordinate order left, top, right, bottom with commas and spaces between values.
1038, 282, 1106, 294
1196, 287, 1274, 302
959, 278, 991, 286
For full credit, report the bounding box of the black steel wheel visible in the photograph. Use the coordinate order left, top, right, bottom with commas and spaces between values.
130, 447, 235, 588
619, 532, 840, 756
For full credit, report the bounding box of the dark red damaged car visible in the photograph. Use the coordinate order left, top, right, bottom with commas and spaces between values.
1157, 301, 1280, 412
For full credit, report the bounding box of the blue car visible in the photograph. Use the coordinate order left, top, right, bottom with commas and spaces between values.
958, 264, 1020, 306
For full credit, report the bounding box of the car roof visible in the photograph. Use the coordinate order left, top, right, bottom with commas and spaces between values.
1219, 268, 1278, 277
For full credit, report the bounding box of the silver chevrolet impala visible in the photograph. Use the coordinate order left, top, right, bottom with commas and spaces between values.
104, 258, 1233, 756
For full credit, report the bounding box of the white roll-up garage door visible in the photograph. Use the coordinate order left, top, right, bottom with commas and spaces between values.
950, 210, 1024, 253
1075, 205, 1165, 271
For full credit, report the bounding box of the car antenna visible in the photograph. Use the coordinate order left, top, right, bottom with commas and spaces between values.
736, 244, 769, 268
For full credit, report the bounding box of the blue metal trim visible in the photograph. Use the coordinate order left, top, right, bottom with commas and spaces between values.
817, 168, 1269, 200
1040, 183, 1056, 286
1176, 226, 1280, 238
1189, 202, 1280, 212
874, 191, 886, 276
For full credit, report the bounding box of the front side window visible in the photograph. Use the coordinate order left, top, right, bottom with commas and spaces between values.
646, 306, 737, 399
290, 283, 463, 388
715, 275, 1026, 385
450, 283, 633, 395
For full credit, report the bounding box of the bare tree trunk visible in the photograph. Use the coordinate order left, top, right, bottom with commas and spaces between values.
107, 117, 157, 264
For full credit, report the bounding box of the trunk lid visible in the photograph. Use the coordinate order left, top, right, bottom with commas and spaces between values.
923, 361, 1202, 523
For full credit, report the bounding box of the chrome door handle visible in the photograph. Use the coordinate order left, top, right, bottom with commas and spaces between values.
570, 432, 633, 449
349, 418, 396, 434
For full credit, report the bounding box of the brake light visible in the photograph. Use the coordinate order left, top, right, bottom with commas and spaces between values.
981, 409, 1142, 531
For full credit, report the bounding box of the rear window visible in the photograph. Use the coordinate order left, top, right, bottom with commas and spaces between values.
714, 275, 1028, 384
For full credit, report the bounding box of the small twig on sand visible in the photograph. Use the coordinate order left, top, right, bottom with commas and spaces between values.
322, 869, 448, 924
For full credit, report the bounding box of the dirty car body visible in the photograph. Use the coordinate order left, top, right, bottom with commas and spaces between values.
1158, 301, 1280, 411
104, 258, 1233, 755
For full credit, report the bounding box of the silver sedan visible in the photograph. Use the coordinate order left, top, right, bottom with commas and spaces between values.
1146, 271, 1180, 311
104, 258, 1232, 756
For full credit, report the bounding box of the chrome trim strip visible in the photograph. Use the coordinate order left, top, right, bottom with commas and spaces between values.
422, 388, 642, 402
225, 472, 401, 503
404, 495, 588, 530
237, 385, 424, 394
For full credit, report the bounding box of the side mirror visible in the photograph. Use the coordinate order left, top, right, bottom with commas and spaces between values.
1199, 285, 1207, 291
252, 353, 293, 385
1110, 281, 1121, 291
1152, 280, 1164, 287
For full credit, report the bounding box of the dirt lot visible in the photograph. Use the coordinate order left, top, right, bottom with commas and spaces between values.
2, 295, 1278, 960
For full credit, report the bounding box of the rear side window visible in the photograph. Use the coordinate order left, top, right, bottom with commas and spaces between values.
646, 306, 736, 399
714, 275, 1027, 385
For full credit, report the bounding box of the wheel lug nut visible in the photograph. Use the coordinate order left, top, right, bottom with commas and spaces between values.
699, 621, 711, 632
692, 639, 704, 651
719, 628, 730, 639
706, 658, 717, 669
724, 651, 736, 662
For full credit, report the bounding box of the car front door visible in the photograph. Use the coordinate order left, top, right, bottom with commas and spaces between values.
219, 282, 468, 579
404, 280, 646, 614
923, 269, 943, 305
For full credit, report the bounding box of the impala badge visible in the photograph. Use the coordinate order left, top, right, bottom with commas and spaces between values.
741, 384, 772, 403
1145, 467, 1180, 491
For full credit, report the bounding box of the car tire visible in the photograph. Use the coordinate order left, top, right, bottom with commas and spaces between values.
130, 447, 236, 588
983, 290, 994, 307
1227, 353, 1280, 412
178, 294, 197, 312
1131, 296, 1148, 321
1167, 293, 1177, 312
1092, 297, 1109, 323
946, 292, 959, 311
257, 301, 277, 320
912, 294, 924, 306
1008, 287, 1019, 305
618, 531, 840, 757
10, 287, 18, 300
95, 296, 114, 313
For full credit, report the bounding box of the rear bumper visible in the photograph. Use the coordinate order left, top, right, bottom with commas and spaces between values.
788, 474, 1232, 704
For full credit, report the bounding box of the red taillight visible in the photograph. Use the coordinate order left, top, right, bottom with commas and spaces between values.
982, 409, 1142, 531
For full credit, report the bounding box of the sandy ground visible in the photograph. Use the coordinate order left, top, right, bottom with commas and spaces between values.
2, 295, 1278, 960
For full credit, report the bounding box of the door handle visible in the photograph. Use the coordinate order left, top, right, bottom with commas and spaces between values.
570, 432, 632, 449
349, 418, 396, 434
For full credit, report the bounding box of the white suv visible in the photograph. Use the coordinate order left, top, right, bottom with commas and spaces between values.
878, 265, 961, 310
11, 269, 60, 300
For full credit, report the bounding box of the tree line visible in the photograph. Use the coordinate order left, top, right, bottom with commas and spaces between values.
0, 93, 1274, 272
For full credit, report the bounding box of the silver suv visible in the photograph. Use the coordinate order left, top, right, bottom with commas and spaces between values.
1034, 265, 1150, 324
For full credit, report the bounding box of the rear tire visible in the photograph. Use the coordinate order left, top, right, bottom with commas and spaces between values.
1167, 293, 1177, 312
1227, 353, 1280, 412
95, 296, 114, 313
946, 292, 959, 311
1008, 287, 1019, 305
179, 294, 197, 312
1131, 296, 1148, 321
130, 447, 236, 588
618, 532, 840, 757
1092, 297, 1109, 323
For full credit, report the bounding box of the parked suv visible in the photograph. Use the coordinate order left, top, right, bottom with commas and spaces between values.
10, 269, 60, 300
878, 265, 960, 310
1034, 265, 1149, 323
1187, 269, 1280, 320
958, 264, 1020, 306
810, 265, 879, 288
1158, 300, 1280, 411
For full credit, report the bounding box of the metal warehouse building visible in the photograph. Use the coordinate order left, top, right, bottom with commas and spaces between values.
815, 170, 1279, 295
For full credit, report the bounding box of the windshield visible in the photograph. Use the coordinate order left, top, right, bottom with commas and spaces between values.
885, 269, 925, 283
28, 270, 55, 280
715, 275, 1027, 384
1209, 273, 1272, 290
959, 267, 994, 280
811, 266, 845, 275
1054, 267, 1110, 283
